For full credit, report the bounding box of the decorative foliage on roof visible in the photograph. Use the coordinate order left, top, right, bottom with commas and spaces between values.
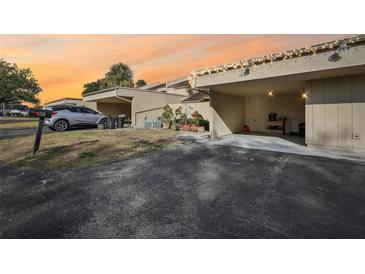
189, 35, 365, 87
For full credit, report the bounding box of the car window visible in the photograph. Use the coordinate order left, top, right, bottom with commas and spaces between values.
84, 108, 98, 114
77, 107, 88, 113
69, 107, 79, 113
52, 106, 69, 111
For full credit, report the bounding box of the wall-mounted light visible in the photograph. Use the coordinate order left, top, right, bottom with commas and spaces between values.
268, 91, 274, 96
302, 93, 307, 99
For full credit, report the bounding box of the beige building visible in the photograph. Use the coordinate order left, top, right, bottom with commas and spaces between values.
83, 77, 211, 127
191, 35, 365, 150
83, 87, 185, 127
44, 97, 84, 107
169, 91, 210, 121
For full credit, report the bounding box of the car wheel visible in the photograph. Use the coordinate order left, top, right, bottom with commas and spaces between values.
53, 119, 69, 131
98, 118, 108, 128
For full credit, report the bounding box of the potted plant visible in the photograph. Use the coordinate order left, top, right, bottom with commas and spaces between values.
191, 111, 205, 132
162, 104, 173, 129
175, 106, 190, 130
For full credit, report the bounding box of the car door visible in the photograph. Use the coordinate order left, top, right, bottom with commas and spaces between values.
78, 107, 101, 125
65, 106, 85, 125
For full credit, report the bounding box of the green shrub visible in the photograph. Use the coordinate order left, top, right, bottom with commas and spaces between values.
191, 111, 203, 126
186, 118, 194, 125
162, 105, 173, 122
200, 119, 209, 131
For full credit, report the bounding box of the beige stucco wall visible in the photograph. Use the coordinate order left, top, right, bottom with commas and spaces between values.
83, 101, 97, 110
128, 89, 183, 127
305, 74, 365, 149
135, 108, 163, 128
245, 93, 305, 132
169, 101, 210, 121
210, 92, 245, 137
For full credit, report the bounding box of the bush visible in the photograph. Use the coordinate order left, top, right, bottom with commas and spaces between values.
191, 111, 203, 126
186, 118, 194, 125
200, 119, 209, 131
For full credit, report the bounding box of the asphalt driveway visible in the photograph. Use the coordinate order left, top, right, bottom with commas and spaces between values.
1, 143, 365, 238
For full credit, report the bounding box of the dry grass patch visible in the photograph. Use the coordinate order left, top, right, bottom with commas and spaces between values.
0, 120, 38, 129
0, 117, 37, 121
0, 129, 179, 169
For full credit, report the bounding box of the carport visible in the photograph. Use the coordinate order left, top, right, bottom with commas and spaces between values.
83, 89, 132, 124
192, 35, 365, 151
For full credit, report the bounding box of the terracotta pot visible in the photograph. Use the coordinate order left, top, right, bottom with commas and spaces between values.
181, 124, 191, 131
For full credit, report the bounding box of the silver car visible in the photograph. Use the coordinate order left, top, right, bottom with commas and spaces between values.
44, 105, 103, 131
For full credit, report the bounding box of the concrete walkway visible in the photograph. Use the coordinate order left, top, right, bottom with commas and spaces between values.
178, 132, 365, 163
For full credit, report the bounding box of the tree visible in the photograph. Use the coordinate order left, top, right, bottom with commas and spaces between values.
0, 59, 41, 105
135, 79, 147, 88
104, 63, 134, 88
82, 78, 108, 95
82, 62, 134, 95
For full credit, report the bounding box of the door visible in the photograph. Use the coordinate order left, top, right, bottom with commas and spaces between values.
67, 106, 85, 124
245, 96, 266, 132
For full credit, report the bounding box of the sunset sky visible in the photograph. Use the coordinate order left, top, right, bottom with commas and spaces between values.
0, 34, 351, 105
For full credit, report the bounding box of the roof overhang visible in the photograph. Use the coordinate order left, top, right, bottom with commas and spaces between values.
209, 64, 365, 97
194, 42, 365, 91
45, 97, 83, 106
83, 86, 186, 103
166, 77, 189, 88
83, 89, 132, 103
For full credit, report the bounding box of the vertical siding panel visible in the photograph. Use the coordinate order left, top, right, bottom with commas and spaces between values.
313, 104, 325, 145
352, 103, 365, 149
305, 105, 313, 145
324, 104, 338, 146
338, 103, 352, 147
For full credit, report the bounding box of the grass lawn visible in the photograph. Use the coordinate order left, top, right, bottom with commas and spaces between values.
0, 129, 179, 169
0, 120, 39, 129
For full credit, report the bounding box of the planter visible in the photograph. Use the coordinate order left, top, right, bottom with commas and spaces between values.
181, 124, 191, 131
196, 126, 205, 132
162, 121, 171, 129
